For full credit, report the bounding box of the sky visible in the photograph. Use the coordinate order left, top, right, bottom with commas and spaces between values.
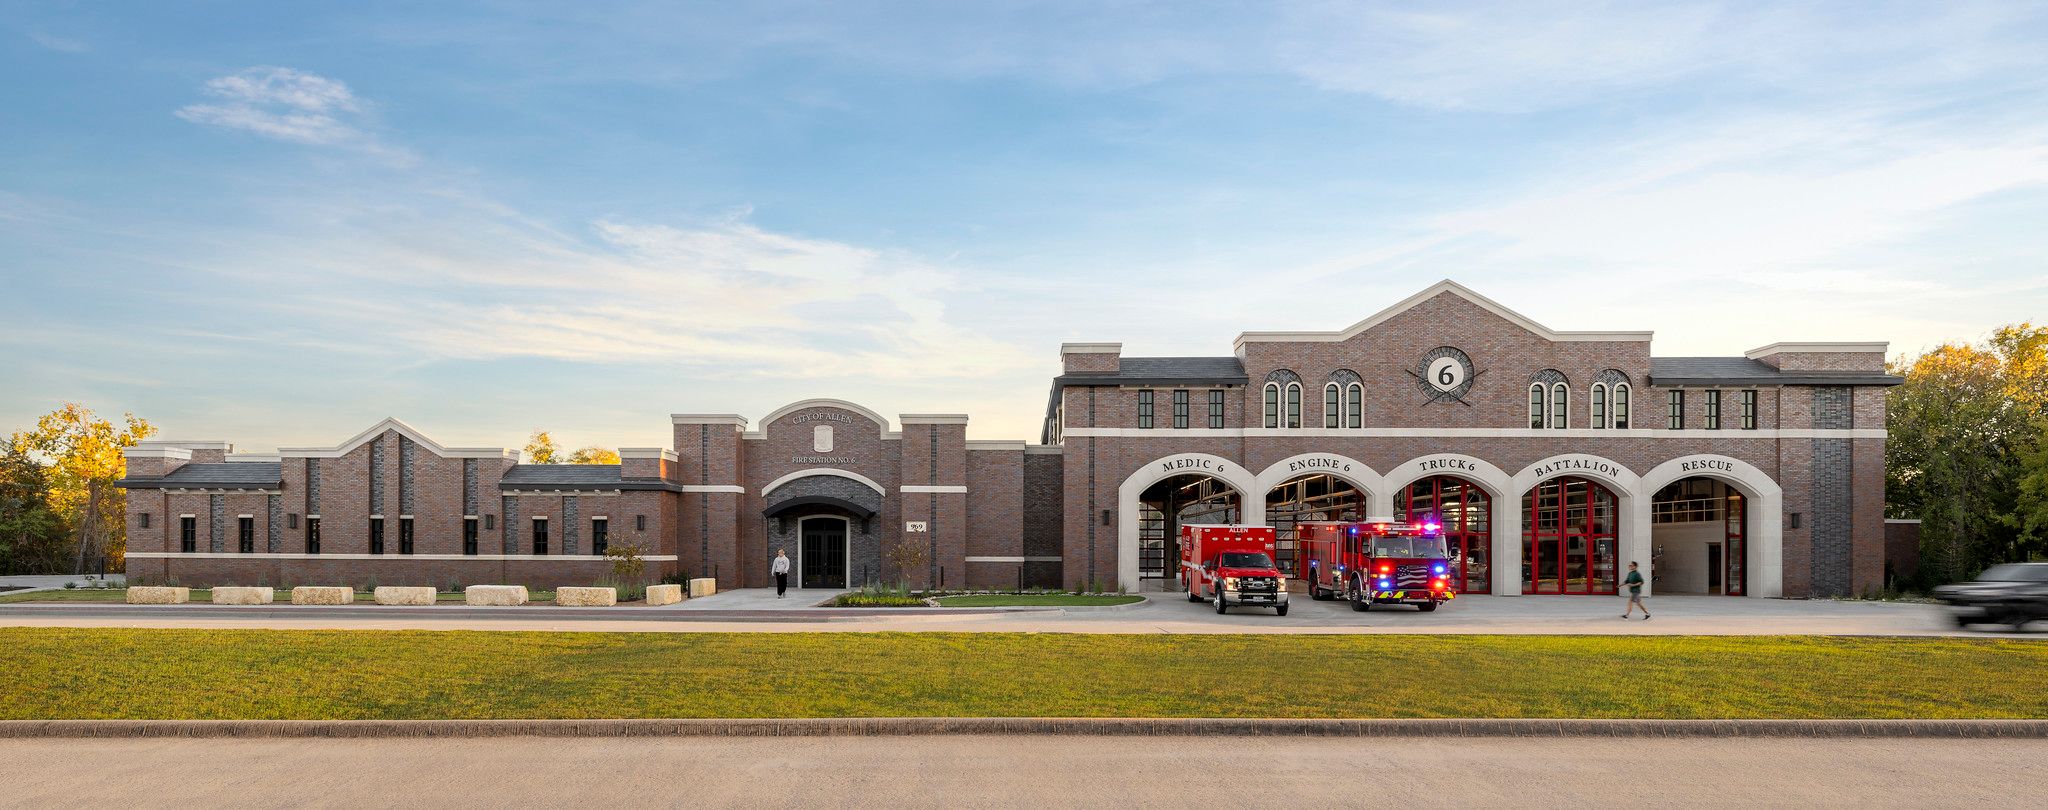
3, 1, 2046, 452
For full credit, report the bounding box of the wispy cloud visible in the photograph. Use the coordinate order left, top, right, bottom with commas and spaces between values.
27, 29, 89, 53
176, 67, 414, 164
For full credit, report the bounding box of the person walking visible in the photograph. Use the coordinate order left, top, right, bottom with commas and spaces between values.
1621, 561, 1650, 620
772, 549, 791, 598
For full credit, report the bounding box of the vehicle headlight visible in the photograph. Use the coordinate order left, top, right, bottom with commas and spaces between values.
1222, 577, 1240, 591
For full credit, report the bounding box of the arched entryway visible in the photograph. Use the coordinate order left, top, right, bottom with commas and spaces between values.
1117, 453, 1262, 593
1637, 455, 1785, 598
1521, 476, 1620, 594
763, 474, 882, 590
1137, 474, 1242, 586
1394, 476, 1493, 593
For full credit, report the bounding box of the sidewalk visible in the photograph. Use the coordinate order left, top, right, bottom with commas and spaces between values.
659, 587, 850, 610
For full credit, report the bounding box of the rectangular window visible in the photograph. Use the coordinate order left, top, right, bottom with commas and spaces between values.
1668, 390, 1685, 429
306, 517, 321, 554
139, 512, 151, 529
1742, 390, 1758, 430
1137, 389, 1154, 429
1171, 389, 1189, 429
180, 516, 197, 553
238, 516, 254, 554
463, 517, 479, 556
287, 513, 298, 529
399, 517, 415, 555
1324, 384, 1341, 429
369, 517, 385, 555
1705, 390, 1722, 430
1208, 390, 1225, 429
532, 518, 549, 555
636, 514, 647, 531
484, 514, 496, 531
592, 518, 609, 556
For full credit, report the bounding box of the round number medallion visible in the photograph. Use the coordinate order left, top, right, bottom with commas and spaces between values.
1427, 357, 1465, 392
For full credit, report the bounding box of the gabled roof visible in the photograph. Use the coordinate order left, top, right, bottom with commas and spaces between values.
1233, 279, 1652, 354
116, 462, 284, 490
278, 417, 514, 460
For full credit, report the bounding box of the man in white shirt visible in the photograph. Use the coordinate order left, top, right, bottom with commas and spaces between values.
772, 549, 791, 598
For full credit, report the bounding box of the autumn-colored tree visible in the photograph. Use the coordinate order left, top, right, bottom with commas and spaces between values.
523, 430, 559, 464
7, 403, 156, 573
567, 447, 621, 465
1888, 324, 2048, 585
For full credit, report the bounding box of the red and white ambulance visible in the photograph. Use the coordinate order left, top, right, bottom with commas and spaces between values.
1297, 521, 1456, 612
1180, 525, 1289, 615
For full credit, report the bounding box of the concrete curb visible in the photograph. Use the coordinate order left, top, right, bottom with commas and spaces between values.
3, 718, 2044, 739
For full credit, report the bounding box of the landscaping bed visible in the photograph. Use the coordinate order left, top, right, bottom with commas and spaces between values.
934, 593, 1143, 607
3, 628, 2044, 720
0, 589, 568, 604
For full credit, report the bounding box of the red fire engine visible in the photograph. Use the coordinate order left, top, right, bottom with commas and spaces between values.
1179, 525, 1289, 615
1297, 521, 1456, 612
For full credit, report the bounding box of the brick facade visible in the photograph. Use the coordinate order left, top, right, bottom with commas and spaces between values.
118, 281, 1896, 600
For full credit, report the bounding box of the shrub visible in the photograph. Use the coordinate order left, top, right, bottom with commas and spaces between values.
830, 581, 927, 607
604, 542, 647, 601
63, 582, 76, 590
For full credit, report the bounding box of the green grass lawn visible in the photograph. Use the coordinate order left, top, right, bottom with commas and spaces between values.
2, 628, 2043, 720
934, 594, 1145, 607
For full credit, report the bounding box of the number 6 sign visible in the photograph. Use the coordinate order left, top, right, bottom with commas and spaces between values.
1411, 347, 1478, 405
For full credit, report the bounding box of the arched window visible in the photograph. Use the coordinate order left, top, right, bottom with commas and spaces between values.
1325, 370, 1362, 429
1263, 369, 1301, 430
1528, 383, 1545, 428
1345, 383, 1362, 428
1550, 383, 1568, 429
1595, 369, 1632, 430
1530, 370, 1568, 430
1590, 384, 1607, 430
1324, 383, 1341, 429
1285, 382, 1302, 429
1263, 383, 1280, 429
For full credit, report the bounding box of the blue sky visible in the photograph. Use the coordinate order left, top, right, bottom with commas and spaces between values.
4, 1, 2046, 451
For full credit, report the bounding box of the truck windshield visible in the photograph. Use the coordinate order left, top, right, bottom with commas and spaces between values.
1218, 552, 1274, 569
1371, 537, 1447, 558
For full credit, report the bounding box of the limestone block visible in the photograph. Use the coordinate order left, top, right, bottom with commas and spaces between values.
291, 586, 354, 605
209, 586, 274, 605
126, 586, 190, 605
555, 586, 617, 607
374, 586, 437, 606
645, 584, 684, 606
465, 585, 529, 606
688, 577, 718, 598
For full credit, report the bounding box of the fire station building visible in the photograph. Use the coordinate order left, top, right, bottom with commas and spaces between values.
119, 280, 1900, 599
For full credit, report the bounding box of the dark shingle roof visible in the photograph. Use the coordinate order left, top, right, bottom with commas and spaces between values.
116, 462, 283, 489
499, 464, 682, 492
1650, 357, 1902, 386
1056, 356, 1249, 386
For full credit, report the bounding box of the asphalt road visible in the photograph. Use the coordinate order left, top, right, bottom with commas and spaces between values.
4, 735, 2041, 808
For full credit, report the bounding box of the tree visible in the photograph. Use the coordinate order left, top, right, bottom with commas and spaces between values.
567, 447, 620, 465
886, 534, 931, 590
0, 447, 65, 575
7, 403, 155, 573
1888, 325, 2048, 585
523, 430, 559, 464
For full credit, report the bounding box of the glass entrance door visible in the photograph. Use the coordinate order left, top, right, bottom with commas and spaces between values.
799, 518, 847, 589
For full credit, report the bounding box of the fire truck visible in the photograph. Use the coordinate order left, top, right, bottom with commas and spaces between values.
1179, 525, 1289, 615
1296, 521, 1456, 612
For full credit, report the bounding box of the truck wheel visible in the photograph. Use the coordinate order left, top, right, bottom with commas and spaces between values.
1417, 601, 1438, 613
1953, 613, 1975, 628
1276, 603, 1289, 617
1348, 579, 1369, 612
1214, 589, 1228, 615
